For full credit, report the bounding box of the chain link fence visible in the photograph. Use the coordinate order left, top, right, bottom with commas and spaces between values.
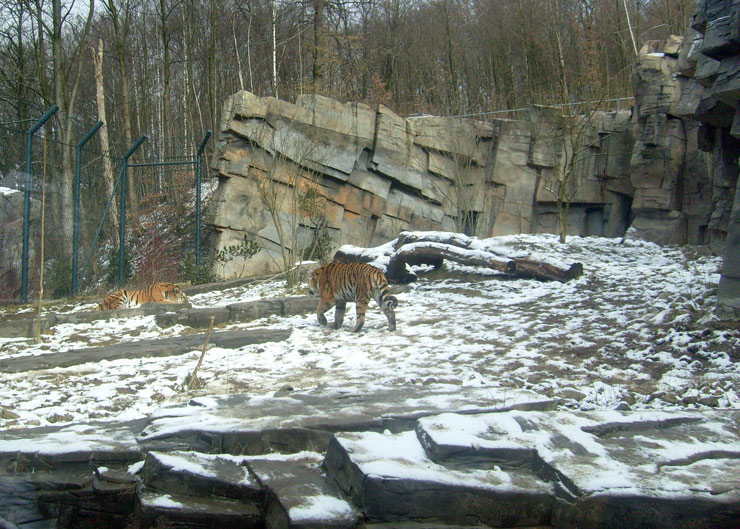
0, 112, 212, 305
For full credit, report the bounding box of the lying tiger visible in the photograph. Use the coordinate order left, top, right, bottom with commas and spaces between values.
309, 262, 398, 332
97, 282, 189, 311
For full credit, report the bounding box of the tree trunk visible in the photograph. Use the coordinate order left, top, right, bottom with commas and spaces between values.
51, 0, 95, 254
93, 39, 120, 244
335, 231, 583, 284
104, 0, 139, 221
312, 0, 327, 95
272, 0, 279, 98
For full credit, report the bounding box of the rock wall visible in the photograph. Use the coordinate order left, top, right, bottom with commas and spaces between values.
673, 0, 740, 315
208, 35, 737, 282
209, 93, 635, 278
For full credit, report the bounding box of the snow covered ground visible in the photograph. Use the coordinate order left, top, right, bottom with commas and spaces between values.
0, 234, 738, 430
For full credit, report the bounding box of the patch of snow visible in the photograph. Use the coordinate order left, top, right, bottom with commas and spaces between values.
289, 495, 356, 522
0, 186, 20, 196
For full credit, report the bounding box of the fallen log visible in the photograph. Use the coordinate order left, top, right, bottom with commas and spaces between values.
334, 231, 583, 284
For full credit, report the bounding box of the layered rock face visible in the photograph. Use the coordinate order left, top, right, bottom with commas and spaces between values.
208, 33, 737, 284
673, 0, 740, 315
209, 92, 636, 278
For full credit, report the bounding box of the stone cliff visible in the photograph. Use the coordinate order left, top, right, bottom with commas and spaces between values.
673, 0, 740, 315
208, 32, 738, 297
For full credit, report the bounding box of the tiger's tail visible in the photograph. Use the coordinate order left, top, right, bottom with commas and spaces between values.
371, 273, 398, 331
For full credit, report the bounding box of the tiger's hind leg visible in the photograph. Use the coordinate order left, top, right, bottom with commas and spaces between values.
352, 299, 369, 332
383, 306, 396, 331
334, 301, 347, 329
316, 298, 335, 327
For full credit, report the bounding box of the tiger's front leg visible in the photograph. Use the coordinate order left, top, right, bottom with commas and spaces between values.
316, 298, 335, 327
352, 299, 369, 332
334, 301, 347, 329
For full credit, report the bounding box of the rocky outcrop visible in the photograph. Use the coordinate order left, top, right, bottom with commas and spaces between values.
209, 92, 637, 278
674, 0, 740, 315
629, 37, 707, 245
2, 392, 738, 529
208, 38, 738, 282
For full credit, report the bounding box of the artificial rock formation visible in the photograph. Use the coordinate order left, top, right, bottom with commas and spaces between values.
673, 0, 740, 314
208, 36, 738, 283
209, 93, 635, 278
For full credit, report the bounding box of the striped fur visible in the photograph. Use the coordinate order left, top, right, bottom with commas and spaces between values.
308, 262, 398, 332
97, 282, 189, 311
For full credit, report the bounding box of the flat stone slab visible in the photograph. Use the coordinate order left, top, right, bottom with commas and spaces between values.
0, 467, 139, 528
324, 430, 553, 526
0, 303, 191, 339
0, 296, 318, 339
137, 386, 554, 453
156, 296, 318, 329
248, 453, 360, 529
141, 451, 262, 503
0, 419, 145, 471
137, 489, 261, 528
415, 410, 740, 528
3, 390, 740, 528
0, 327, 291, 373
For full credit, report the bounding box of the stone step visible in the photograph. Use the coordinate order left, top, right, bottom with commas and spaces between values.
155, 296, 318, 329
323, 430, 553, 527
247, 453, 361, 529
413, 410, 740, 529
0, 303, 192, 339
0, 468, 138, 529
137, 488, 261, 529
138, 386, 554, 455
141, 450, 263, 503
0, 327, 291, 373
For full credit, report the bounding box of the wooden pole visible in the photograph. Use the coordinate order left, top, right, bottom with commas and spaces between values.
188, 316, 216, 390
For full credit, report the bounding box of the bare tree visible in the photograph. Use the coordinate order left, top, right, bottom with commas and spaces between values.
27, 0, 95, 252
543, 103, 605, 243
427, 128, 487, 236
101, 0, 140, 219
92, 38, 119, 243
250, 122, 333, 286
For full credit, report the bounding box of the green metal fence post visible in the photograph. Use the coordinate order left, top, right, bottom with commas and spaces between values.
118, 135, 147, 287
72, 121, 103, 295
21, 104, 58, 304
195, 130, 212, 266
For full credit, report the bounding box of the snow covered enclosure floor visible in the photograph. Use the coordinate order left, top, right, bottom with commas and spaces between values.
0, 234, 738, 430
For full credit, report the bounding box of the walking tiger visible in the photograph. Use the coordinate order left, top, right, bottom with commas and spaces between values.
308, 262, 398, 332
97, 282, 189, 311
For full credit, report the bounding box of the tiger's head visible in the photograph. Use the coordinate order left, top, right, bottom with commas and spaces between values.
163, 283, 189, 304
308, 268, 322, 296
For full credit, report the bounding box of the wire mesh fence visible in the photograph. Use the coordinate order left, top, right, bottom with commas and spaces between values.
0, 115, 211, 305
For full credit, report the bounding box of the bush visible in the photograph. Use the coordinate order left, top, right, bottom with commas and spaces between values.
106, 246, 132, 287
179, 250, 216, 285
47, 258, 73, 299
214, 235, 260, 278
303, 217, 333, 264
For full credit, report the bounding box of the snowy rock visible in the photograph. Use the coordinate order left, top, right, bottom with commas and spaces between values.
141, 451, 262, 503
248, 454, 360, 529
324, 430, 553, 526
137, 386, 554, 454
137, 489, 261, 529
410, 409, 740, 528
